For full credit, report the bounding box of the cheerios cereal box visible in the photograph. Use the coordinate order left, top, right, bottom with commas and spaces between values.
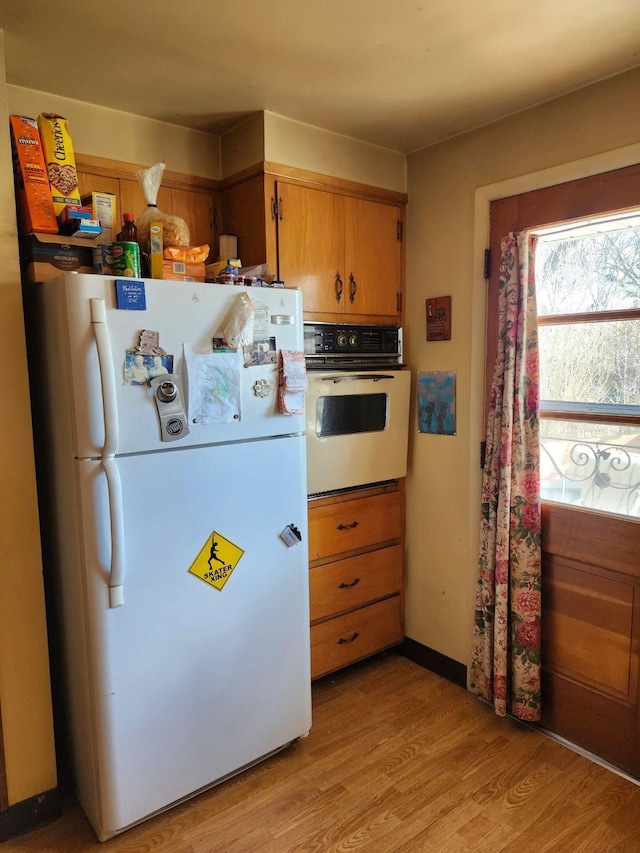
37, 113, 82, 216
9, 115, 58, 235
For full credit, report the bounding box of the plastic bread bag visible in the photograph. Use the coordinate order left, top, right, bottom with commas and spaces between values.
135, 162, 190, 253
222, 293, 255, 349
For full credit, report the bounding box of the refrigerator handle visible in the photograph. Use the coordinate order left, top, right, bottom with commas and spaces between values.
90, 298, 125, 608
103, 458, 125, 608
90, 298, 119, 454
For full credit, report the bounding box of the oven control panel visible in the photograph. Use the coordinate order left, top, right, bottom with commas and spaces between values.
304, 323, 403, 368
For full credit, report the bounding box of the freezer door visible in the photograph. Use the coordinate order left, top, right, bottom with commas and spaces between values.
69, 435, 311, 839
40, 275, 305, 457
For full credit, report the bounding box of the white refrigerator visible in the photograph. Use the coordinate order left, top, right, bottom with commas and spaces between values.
27, 274, 311, 841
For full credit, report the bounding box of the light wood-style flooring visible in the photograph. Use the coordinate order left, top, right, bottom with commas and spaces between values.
6, 654, 640, 852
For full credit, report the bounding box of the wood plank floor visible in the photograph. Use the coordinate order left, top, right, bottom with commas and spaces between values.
6, 654, 640, 852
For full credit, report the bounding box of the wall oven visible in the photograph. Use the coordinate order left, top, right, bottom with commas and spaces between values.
304, 323, 411, 496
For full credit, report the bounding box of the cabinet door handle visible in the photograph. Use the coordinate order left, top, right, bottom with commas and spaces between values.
337, 632, 359, 645
335, 271, 343, 303
270, 197, 277, 220
349, 273, 357, 303
336, 521, 359, 530
339, 578, 361, 589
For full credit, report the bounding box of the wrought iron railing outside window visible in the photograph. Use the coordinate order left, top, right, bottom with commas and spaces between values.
540, 429, 640, 518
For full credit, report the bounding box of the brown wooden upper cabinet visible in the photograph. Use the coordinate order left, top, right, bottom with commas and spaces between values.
221, 166, 406, 324
76, 155, 219, 261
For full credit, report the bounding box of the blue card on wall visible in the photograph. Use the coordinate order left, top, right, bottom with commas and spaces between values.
115, 279, 146, 310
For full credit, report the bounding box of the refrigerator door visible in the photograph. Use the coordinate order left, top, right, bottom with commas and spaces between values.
39, 275, 305, 458
69, 434, 310, 840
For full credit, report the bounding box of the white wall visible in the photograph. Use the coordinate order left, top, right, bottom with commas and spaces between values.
263, 112, 406, 192
404, 66, 640, 666
7, 85, 221, 179
221, 110, 406, 192
220, 112, 265, 179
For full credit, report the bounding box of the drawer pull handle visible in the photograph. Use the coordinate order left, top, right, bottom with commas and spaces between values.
337, 521, 359, 531
338, 632, 360, 645
339, 578, 361, 589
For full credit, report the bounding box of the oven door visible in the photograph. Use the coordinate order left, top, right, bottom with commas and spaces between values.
306, 369, 411, 496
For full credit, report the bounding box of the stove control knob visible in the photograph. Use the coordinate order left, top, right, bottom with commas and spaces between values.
348, 333, 358, 348
336, 332, 348, 348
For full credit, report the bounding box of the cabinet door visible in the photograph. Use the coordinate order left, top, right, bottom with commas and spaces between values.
221, 174, 271, 270
344, 197, 402, 318
77, 172, 119, 203
277, 182, 345, 315
119, 178, 172, 224
170, 188, 216, 260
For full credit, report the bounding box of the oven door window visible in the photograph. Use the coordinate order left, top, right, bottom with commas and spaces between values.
315, 393, 388, 437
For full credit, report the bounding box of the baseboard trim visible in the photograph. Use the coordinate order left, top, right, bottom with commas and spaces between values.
400, 638, 468, 689
0, 787, 61, 841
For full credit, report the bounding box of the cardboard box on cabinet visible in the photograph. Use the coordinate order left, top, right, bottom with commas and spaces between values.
21, 232, 95, 283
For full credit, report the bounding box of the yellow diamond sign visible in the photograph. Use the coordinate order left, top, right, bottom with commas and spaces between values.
188, 531, 245, 590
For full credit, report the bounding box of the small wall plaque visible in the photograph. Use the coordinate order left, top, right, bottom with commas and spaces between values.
426, 296, 451, 341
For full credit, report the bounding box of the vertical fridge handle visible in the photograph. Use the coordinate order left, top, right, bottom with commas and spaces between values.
90, 298, 125, 608
90, 299, 119, 454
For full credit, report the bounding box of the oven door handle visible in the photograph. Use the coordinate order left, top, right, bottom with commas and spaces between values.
323, 374, 396, 383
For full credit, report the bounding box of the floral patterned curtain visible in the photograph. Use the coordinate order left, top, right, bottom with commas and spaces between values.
470, 231, 542, 721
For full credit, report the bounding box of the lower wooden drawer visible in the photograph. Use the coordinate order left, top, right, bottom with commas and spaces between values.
310, 545, 403, 622
311, 596, 403, 680
308, 490, 403, 563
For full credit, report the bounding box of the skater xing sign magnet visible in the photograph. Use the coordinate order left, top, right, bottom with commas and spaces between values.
189, 531, 244, 590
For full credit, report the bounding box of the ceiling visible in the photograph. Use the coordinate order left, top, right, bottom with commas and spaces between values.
2, 0, 640, 154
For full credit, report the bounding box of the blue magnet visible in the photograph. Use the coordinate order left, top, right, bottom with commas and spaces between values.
115, 279, 146, 310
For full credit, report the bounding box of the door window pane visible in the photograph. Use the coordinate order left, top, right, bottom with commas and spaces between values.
540, 419, 640, 518
539, 320, 640, 406
536, 225, 640, 316
536, 216, 640, 518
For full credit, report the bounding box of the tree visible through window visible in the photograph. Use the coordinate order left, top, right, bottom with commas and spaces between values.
535, 214, 640, 517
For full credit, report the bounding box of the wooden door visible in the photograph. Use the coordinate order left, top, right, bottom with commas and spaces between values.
344, 196, 402, 319
277, 181, 345, 315
542, 505, 640, 774
489, 164, 640, 777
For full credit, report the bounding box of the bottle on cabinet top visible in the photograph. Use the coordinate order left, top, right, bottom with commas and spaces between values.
121, 213, 138, 243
